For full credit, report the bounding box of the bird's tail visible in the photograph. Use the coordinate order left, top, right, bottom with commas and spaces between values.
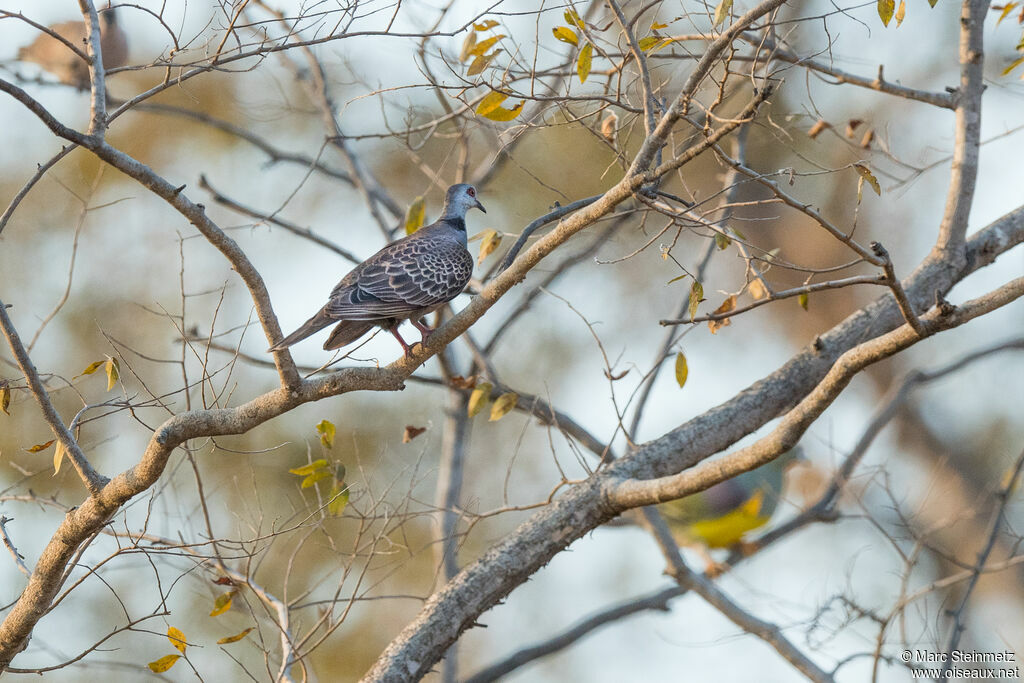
323, 320, 375, 350
268, 309, 334, 352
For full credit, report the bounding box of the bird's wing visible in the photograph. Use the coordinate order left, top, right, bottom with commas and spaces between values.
325, 233, 471, 319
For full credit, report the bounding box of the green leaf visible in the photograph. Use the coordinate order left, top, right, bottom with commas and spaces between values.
489, 392, 518, 421
147, 654, 181, 673
798, 292, 809, 311
688, 281, 703, 319
713, 0, 734, 26
853, 163, 881, 195
714, 232, 731, 250
674, 352, 688, 388
467, 382, 493, 417
316, 419, 335, 449
878, 0, 895, 26
217, 627, 254, 645
328, 483, 350, 517
105, 357, 119, 391
289, 458, 328, 476
167, 626, 187, 655
577, 43, 593, 83
552, 26, 578, 45
210, 592, 233, 617
301, 469, 332, 489
405, 196, 425, 234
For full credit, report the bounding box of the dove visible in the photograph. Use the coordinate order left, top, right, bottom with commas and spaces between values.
269, 184, 485, 357
17, 9, 128, 90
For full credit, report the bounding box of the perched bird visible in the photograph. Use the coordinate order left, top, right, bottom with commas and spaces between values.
659, 448, 804, 572
270, 183, 485, 357
17, 9, 128, 90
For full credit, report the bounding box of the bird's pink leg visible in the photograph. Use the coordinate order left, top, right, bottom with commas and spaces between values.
389, 327, 414, 357
411, 318, 434, 344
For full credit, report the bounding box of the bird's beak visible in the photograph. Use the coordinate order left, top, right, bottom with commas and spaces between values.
475, 199, 486, 213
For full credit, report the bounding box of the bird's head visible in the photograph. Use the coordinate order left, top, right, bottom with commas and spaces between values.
442, 183, 486, 218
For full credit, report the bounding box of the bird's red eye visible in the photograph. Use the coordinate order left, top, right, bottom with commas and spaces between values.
467, 187, 476, 197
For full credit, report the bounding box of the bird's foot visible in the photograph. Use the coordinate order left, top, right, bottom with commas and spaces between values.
389, 327, 414, 358
411, 318, 434, 344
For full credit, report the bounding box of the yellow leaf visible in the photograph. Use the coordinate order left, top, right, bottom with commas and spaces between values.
53, 442, 66, 475
476, 91, 509, 116
748, 278, 768, 300
217, 627, 255, 645
459, 32, 477, 62
674, 352, 688, 388
878, 0, 895, 26
1, 384, 10, 415
798, 292, 810, 311
1002, 55, 1024, 76
328, 483, 350, 517
577, 43, 593, 83
552, 26, 578, 45
638, 36, 660, 51
210, 591, 233, 617
708, 295, 737, 334
77, 360, 105, 378
316, 419, 335, 449
479, 101, 523, 121
301, 469, 332, 489
26, 439, 55, 454
564, 8, 585, 30
405, 196, 425, 235
713, 0, 734, 26
289, 458, 328, 476
468, 35, 504, 58
853, 164, 881, 195
474, 20, 499, 31
997, 2, 1019, 24
105, 356, 119, 391
467, 382, 493, 418
489, 392, 518, 422
894, 0, 906, 26
651, 21, 669, 29
688, 281, 703, 320
477, 230, 502, 264
147, 654, 181, 673
467, 50, 501, 77
167, 626, 187, 654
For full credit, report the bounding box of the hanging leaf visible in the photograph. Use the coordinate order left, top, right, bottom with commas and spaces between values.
76, 360, 105, 378
104, 357, 119, 391
53, 442, 67, 475
289, 459, 328, 476
0, 383, 10, 415
467, 49, 502, 76
474, 20, 499, 31
459, 32, 477, 62
577, 43, 593, 83
468, 35, 504, 58
476, 91, 508, 117
489, 392, 518, 422
167, 626, 187, 655
688, 281, 704, 320
807, 119, 830, 139
402, 425, 427, 443
708, 295, 737, 334
853, 164, 881, 195
210, 592, 233, 617
674, 352, 688, 388
552, 26, 579, 45
798, 292, 810, 311
878, 0, 895, 26
26, 439, 55, 453
316, 419, 335, 449
894, 0, 907, 26
328, 483, 350, 516
713, 0, 734, 26
477, 230, 503, 264
564, 8, 585, 30
478, 100, 523, 121
748, 278, 768, 300
405, 196, 425, 234
301, 469, 332, 489
467, 382, 493, 417
217, 627, 255, 645
714, 232, 731, 250
147, 654, 181, 673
